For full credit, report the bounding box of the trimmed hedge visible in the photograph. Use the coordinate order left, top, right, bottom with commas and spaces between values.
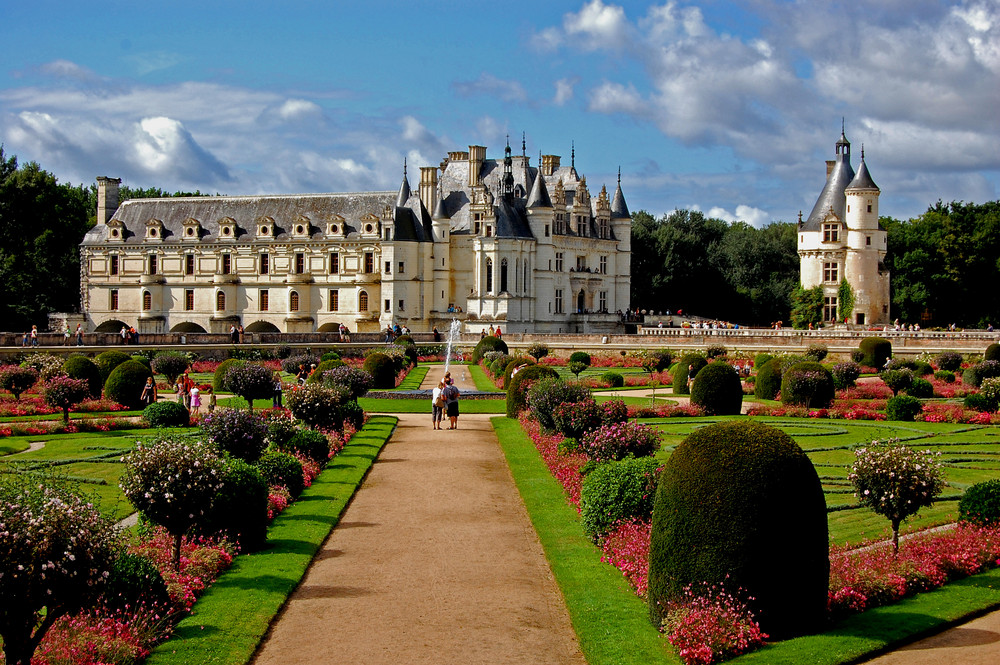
95, 350, 132, 385
907, 377, 934, 398
780, 361, 834, 408
256, 451, 305, 498
99, 552, 171, 614
471, 335, 509, 365
671, 354, 706, 395
502, 357, 535, 389
986, 343, 1000, 362
959, 480, 1000, 526
754, 358, 783, 401
859, 336, 892, 369
527, 378, 591, 431
362, 352, 397, 389
648, 420, 828, 639
601, 371, 624, 388
569, 351, 592, 366
506, 364, 559, 418
193, 456, 269, 552
580, 457, 660, 540
143, 401, 190, 427
307, 359, 346, 384
689, 361, 743, 416
886, 395, 923, 421
104, 360, 153, 410
62, 355, 102, 398
213, 358, 245, 393
279, 429, 330, 466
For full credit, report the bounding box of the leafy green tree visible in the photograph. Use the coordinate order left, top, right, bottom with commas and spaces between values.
837, 279, 855, 323
789, 286, 823, 329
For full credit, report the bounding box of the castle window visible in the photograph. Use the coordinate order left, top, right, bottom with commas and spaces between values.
554, 289, 564, 314
398, 299, 405, 311
599, 291, 607, 312
359, 291, 369, 311
867, 204, 872, 213
260, 289, 269, 311
110, 255, 119, 276
364, 252, 374, 273
142, 291, 151, 311
260, 253, 270, 275
147, 255, 157, 275
384, 299, 390, 312
221, 253, 232, 275
545, 224, 550, 237
384, 227, 390, 241
329, 289, 338, 312
474, 221, 481, 234
866, 236, 871, 246
185, 254, 195, 275
110, 289, 118, 311
295, 253, 305, 274
599, 217, 608, 239
398, 261, 404, 273
823, 296, 837, 322
600, 255, 607, 274
576, 216, 587, 236
555, 252, 563, 272
385, 261, 391, 274
185, 289, 194, 311
485, 225, 492, 237
330, 253, 339, 274
555, 215, 564, 234
823, 262, 839, 283
576, 255, 586, 271
500, 258, 508, 293
485, 258, 493, 294
289, 291, 299, 312
216, 291, 226, 311
822, 223, 840, 243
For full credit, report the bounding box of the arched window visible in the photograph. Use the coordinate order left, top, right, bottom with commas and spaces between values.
216, 291, 226, 311
142, 291, 152, 311
358, 290, 369, 312
500, 258, 508, 293
485, 258, 493, 294
289, 291, 300, 312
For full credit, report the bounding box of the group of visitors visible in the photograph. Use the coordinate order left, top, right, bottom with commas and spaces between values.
431, 371, 460, 430
229, 324, 245, 344
479, 325, 502, 339
20, 325, 39, 347
173, 372, 214, 415
384, 323, 409, 343
120, 325, 140, 344
338, 323, 351, 342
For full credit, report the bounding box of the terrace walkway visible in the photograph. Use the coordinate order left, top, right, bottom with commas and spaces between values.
251, 366, 584, 665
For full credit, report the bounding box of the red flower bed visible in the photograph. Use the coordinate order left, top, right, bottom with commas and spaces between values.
600, 519, 652, 597
520, 415, 586, 506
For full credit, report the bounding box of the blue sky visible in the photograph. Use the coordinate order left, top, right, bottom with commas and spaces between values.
1, 0, 997, 226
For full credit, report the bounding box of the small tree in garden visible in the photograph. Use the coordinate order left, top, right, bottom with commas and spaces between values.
849, 439, 945, 554
41, 375, 90, 423
322, 365, 373, 400
151, 351, 190, 387
527, 343, 549, 361
120, 435, 226, 570
880, 368, 914, 396
0, 475, 120, 665
223, 362, 274, 410
568, 360, 588, 379
285, 382, 352, 430
200, 407, 269, 462
0, 365, 39, 400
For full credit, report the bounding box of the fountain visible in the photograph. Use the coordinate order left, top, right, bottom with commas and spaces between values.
443, 319, 462, 375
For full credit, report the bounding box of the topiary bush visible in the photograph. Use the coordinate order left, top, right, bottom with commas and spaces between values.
648, 420, 828, 638
804, 344, 828, 362
0, 365, 39, 400
143, 401, 190, 428
392, 334, 415, 347
306, 358, 346, 383
601, 371, 624, 388
886, 395, 923, 421
281, 354, 321, 375
884, 358, 916, 372
907, 377, 934, 398
934, 370, 956, 383
506, 364, 559, 418
964, 392, 995, 412
671, 354, 707, 395
362, 352, 397, 389
880, 368, 915, 396
256, 450, 305, 498
320, 351, 342, 363
569, 351, 592, 366
980, 378, 1000, 411
471, 335, 509, 365
192, 456, 269, 552
964, 360, 1000, 388
527, 343, 549, 361
754, 358, 784, 401
858, 336, 892, 369
552, 399, 602, 440
42, 376, 91, 424
223, 362, 275, 409
200, 407, 269, 462
601, 398, 629, 426
642, 349, 674, 374
690, 361, 743, 416
913, 360, 933, 376
959, 479, 1000, 526
580, 457, 660, 540
62, 355, 102, 398
705, 344, 727, 360
150, 351, 190, 387
322, 365, 373, 399
581, 421, 661, 463
753, 353, 773, 372
95, 350, 132, 385
502, 356, 535, 389
279, 428, 331, 465
985, 343, 1000, 362
527, 378, 591, 431
130, 355, 152, 372
780, 361, 834, 408
285, 382, 352, 430
936, 351, 964, 372
265, 413, 299, 448
99, 551, 171, 614
831, 361, 862, 390
104, 360, 153, 409
212, 358, 245, 393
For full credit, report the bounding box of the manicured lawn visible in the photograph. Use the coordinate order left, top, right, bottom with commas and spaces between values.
468, 363, 503, 391
358, 396, 507, 414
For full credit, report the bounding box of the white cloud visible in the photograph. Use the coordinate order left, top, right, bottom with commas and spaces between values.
706, 205, 771, 228
452, 73, 528, 103
277, 99, 321, 121
588, 81, 646, 115
563, 0, 630, 47
553, 78, 577, 106
124, 51, 185, 76
38, 59, 97, 81
132, 116, 230, 183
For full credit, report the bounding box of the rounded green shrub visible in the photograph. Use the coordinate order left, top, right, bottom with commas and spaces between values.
648, 420, 828, 638
805, 344, 828, 362
307, 359, 346, 383
964, 361, 1000, 388
321, 365, 373, 400
671, 354, 707, 395
964, 392, 995, 412
95, 350, 132, 385
362, 352, 397, 389
934, 370, 956, 383
859, 336, 892, 369
526, 343, 549, 361
642, 349, 673, 373
340, 399, 365, 430
285, 383, 351, 430
104, 360, 153, 409
880, 368, 915, 396
831, 361, 862, 390
985, 343, 1000, 362
392, 334, 415, 347
601, 371, 624, 388
907, 377, 934, 398
281, 354, 320, 375
506, 364, 559, 418
201, 407, 269, 462
142, 401, 190, 427
213, 358, 245, 392
959, 480, 1000, 526
320, 351, 342, 363
690, 361, 743, 416
913, 360, 933, 376
151, 351, 190, 386
754, 358, 783, 401
266, 415, 299, 448
193, 456, 269, 551
62, 355, 102, 398
527, 378, 591, 431
886, 395, 923, 421
471, 335, 509, 365
936, 351, 964, 372
569, 351, 592, 366
580, 457, 660, 540
130, 355, 152, 371
753, 353, 773, 372
99, 551, 171, 614
581, 421, 661, 463
256, 450, 305, 498
279, 429, 330, 465
780, 361, 835, 408
502, 356, 535, 389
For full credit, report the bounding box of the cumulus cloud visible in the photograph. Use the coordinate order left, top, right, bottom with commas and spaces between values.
553, 78, 577, 106
452, 73, 528, 103
706, 205, 772, 228
132, 116, 230, 183
277, 99, 322, 121
564, 0, 631, 47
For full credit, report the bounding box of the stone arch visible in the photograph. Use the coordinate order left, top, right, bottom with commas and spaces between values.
170, 322, 208, 333
317, 322, 343, 332
245, 321, 280, 333
94, 319, 129, 333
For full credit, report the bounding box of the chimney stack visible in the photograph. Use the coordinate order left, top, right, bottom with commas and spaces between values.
468, 145, 486, 186
541, 155, 561, 177
96, 176, 121, 225
419, 166, 438, 213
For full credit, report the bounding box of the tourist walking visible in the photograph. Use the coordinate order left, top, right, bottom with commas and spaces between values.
30, 325, 38, 347
190, 386, 201, 415
272, 372, 283, 408
295, 364, 308, 385
75, 324, 84, 346
140, 377, 157, 406
443, 377, 460, 430
178, 372, 192, 409
207, 392, 217, 413
431, 380, 445, 430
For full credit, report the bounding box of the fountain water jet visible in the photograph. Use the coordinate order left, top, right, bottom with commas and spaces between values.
443, 319, 462, 375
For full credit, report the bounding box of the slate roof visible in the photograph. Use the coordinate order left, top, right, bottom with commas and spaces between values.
802, 135, 856, 232
846, 156, 879, 192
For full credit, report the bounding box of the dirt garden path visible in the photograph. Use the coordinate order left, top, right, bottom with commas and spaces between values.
251, 366, 585, 665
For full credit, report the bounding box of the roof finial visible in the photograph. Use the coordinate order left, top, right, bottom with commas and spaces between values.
617, 166, 621, 186
403, 157, 407, 178
571, 141, 575, 169
797, 210, 803, 225
842, 117, 845, 134
861, 144, 865, 160
522, 131, 526, 158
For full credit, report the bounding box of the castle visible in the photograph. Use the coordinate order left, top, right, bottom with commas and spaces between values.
79, 141, 632, 335
797, 128, 890, 325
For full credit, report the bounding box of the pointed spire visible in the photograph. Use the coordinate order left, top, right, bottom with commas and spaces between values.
571, 141, 575, 169
847, 146, 879, 192
526, 167, 552, 208
501, 135, 514, 201
522, 131, 526, 158
611, 171, 630, 219
396, 158, 411, 207
433, 183, 449, 220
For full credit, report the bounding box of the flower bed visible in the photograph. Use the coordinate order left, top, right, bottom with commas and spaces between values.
0, 416, 136, 438
520, 416, 586, 506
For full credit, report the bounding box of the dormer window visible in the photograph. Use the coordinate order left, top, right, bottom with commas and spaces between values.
217, 217, 238, 240
144, 218, 164, 242
107, 219, 125, 242
326, 214, 345, 237
292, 215, 311, 238
182, 217, 201, 241
256, 216, 275, 238
822, 223, 841, 243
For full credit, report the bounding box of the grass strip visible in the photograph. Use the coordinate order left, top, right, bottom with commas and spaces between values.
731, 567, 1000, 664
359, 396, 506, 414
492, 417, 678, 665
468, 364, 503, 391
143, 415, 397, 665
394, 365, 428, 389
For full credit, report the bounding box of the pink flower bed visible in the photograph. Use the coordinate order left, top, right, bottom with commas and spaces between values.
600, 519, 652, 597
839, 384, 893, 400
0, 416, 135, 438
661, 583, 768, 665
128, 527, 235, 610
628, 403, 704, 418
520, 415, 586, 506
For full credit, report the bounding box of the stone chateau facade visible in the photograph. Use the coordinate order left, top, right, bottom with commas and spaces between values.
80, 142, 632, 335
797, 128, 890, 326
